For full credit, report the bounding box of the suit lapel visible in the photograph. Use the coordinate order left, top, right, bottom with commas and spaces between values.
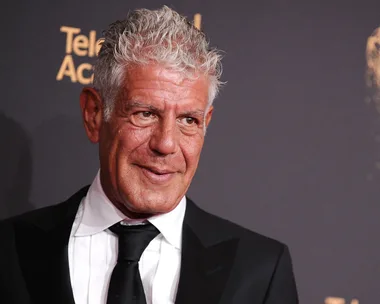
15, 186, 89, 304
175, 200, 239, 304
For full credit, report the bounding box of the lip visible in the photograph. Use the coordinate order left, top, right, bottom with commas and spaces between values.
137, 165, 176, 184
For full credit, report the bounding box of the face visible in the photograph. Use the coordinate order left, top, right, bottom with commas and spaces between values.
80, 65, 213, 218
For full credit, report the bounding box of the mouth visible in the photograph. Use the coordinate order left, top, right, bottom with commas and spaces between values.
136, 164, 177, 184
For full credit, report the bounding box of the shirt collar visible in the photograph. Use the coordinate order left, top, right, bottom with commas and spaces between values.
148, 196, 186, 250
74, 170, 186, 249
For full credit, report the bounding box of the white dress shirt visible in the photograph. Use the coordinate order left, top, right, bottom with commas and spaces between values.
68, 171, 186, 304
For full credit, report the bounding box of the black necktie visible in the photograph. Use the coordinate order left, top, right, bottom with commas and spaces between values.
106, 222, 160, 304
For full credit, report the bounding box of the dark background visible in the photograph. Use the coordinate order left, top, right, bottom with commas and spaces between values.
1, 0, 380, 303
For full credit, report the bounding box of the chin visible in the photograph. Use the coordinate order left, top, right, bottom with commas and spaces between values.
125, 190, 182, 215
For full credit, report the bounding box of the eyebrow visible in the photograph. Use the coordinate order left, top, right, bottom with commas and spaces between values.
125, 101, 162, 113
180, 110, 205, 118
125, 101, 205, 118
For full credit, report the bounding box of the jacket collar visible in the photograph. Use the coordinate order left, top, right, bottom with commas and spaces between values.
15, 186, 88, 304
175, 199, 239, 304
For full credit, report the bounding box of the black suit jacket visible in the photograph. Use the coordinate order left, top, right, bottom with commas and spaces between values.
0, 187, 298, 304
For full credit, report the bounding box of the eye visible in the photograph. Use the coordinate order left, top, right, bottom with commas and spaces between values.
135, 111, 157, 120
184, 117, 196, 125
140, 111, 154, 118
131, 111, 157, 127
179, 116, 199, 128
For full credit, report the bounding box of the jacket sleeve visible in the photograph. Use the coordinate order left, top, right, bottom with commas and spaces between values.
263, 245, 299, 304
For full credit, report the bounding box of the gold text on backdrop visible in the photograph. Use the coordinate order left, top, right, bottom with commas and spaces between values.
56, 14, 202, 84
325, 297, 359, 304
56, 26, 103, 84
194, 13, 201, 30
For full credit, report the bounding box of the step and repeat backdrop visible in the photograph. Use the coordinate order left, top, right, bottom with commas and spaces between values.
1, 0, 380, 303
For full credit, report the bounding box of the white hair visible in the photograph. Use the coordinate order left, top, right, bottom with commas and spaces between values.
93, 5, 223, 120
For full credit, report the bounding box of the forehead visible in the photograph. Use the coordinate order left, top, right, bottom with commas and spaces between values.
121, 65, 209, 108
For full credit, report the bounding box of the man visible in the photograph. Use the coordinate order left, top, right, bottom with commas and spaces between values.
0, 6, 298, 304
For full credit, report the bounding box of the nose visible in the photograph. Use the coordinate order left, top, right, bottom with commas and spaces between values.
149, 118, 179, 156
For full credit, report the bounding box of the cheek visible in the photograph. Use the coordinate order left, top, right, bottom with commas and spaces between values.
180, 135, 204, 170
114, 125, 153, 156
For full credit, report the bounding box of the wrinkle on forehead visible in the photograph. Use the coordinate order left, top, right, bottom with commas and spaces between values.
120, 64, 209, 108
127, 87, 206, 106
126, 64, 208, 89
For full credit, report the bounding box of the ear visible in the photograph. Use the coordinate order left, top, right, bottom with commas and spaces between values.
205, 105, 213, 128
80, 87, 103, 143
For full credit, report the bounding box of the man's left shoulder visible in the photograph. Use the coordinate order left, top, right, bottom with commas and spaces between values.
185, 198, 288, 257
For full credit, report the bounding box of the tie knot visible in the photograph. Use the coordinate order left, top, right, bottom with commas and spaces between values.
109, 222, 160, 262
